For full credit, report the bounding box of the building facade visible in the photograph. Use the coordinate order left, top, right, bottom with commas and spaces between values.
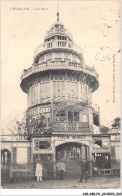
1, 13, 120, 180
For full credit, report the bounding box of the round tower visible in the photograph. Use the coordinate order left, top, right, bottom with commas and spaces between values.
20, 13, 99, 134
20, 12, 99, 177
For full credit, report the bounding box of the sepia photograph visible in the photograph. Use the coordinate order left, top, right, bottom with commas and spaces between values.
1, 0, 121, 193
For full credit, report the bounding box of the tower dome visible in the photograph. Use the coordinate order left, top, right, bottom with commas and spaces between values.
33, 15, 84, 65
45, 20, 73, 42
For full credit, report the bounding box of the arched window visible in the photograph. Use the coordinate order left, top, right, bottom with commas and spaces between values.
55, 110, 80, 122
56, 110, 66, 122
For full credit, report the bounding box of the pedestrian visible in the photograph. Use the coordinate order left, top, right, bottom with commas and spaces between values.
59, 160, 66, 180
92, 160, 98, 176
35, 161, 43, 182
56, 161, 60, 179
79, 160, 88, 183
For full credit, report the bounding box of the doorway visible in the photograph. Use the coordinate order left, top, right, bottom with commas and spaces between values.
56, 142, 90, 179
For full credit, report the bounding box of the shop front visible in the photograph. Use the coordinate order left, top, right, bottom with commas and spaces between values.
92, 135, 111, 175
31, 134, 92, 179
53, 134, 92, 178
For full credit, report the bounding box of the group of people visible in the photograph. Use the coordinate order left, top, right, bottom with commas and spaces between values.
35, 160, 89, 183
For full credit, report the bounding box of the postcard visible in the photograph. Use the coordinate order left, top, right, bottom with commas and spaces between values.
1, 1, 121, 195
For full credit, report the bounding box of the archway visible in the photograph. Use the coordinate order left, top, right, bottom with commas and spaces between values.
56, 142, 90, 179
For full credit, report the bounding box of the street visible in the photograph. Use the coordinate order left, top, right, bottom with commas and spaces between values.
2, 176, 120, 189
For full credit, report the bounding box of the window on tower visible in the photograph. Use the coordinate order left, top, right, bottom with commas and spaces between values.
53, 81, 65, 98
64, 53, 71, 60
61, 81, 65, 97
56, 111, 66, 122
67, 81, 78, 99
55, 110, 83, 123
38, 55, 45, 64
46, 53, 52, 60
68, 111, 79, 122
40, 82, 50, 100
74, 112, 79, 121
45, 82, 50, 98
55, 52, 62, 60
68, 111, 73, 121
60, 111, 65, 121
33, 84, 38, 102
57, 81, 60, 97
40, 83, 45, 99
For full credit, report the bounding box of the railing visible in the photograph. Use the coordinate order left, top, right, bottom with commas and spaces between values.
23, 66, 32, 75
53, 122, 89, 132
10, 160, 91, 180
97, 168, 120, 176
11, 163, 32, 172
1, 134, 28, 141
10, 162, 54, 180
21, 61, 99, 80
33, 41, 83, 59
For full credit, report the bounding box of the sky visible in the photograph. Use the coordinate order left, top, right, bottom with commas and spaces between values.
1, 1, 120, 128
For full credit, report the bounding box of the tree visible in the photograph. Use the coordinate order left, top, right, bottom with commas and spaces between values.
2, 112, 53, 141
26, 114, 53, 139
111, 117, 121, 129
8, 113, 27, 139
1, 112, 27, 140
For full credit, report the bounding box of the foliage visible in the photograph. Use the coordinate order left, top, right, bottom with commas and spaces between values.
26, 114, 53, 139
111, 117, 121, 129
2, 112, 53, 140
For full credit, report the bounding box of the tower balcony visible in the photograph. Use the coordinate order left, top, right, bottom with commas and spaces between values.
33, 40, 83, 62
53, 122, 90, 133
21, 61, 98, 81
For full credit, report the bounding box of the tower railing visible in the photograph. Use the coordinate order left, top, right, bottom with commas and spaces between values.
21, 61, 98, 80
33, 41, 83, 59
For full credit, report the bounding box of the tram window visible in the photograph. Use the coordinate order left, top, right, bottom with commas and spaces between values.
74, 112, 79, 121
68, 111, 73, 121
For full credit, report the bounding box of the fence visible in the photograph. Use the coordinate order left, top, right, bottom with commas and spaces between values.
10, 161, 54, 180
2, 160, 120, 184
9, 160, 92, 180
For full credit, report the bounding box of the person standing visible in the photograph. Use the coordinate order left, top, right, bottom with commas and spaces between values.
56, 161, 60, 179
79, 160, 88, 183
35, 162, 43, 182
92, 160, 98, 176
59, 160, 66, 180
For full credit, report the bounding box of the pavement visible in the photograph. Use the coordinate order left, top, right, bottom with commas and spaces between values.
1, 176, 120, 189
